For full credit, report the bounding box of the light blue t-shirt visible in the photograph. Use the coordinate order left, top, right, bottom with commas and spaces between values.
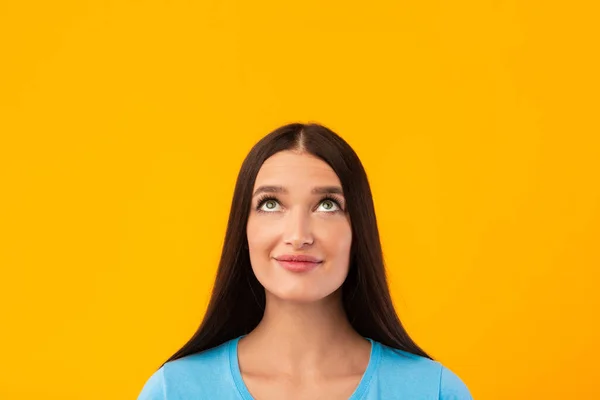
138, 336, 472, 399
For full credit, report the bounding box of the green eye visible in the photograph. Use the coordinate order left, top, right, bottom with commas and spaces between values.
256, 197, 280, 212
256, 196, 344, 213
318, 199, 341, 212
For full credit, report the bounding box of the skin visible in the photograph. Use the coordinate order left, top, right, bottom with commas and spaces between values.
239, 149, 372, 400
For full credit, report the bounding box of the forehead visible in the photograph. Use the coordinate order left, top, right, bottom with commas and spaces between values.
254, 151, 341, 187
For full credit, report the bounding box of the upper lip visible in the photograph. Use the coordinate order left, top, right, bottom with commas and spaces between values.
275, 254, 323, 263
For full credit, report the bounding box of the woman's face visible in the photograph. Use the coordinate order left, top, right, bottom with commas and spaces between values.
246, 150, 352, 303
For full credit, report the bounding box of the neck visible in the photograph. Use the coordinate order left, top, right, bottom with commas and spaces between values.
239, 289, 369, 376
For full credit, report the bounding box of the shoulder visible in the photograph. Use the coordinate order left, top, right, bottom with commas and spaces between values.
137, 366, 165, 400
438, 363, 473, 400
376, 343, 473, 400
137, 339, 234, 400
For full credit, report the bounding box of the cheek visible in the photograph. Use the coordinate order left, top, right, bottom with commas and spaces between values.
337, 220, 352, 246
323, 223, 352, 265
246, 216, 276, 253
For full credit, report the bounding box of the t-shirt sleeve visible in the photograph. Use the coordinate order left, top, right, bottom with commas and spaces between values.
137, 367, 166, 400
439, 365, 473, 400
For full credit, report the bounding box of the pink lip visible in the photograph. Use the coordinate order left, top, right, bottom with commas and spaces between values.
275, 254, 323, 262
274, 255, 323, 273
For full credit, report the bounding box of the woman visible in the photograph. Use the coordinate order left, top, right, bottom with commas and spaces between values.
138, 123, 473, 399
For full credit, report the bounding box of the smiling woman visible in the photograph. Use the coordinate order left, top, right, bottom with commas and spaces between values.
137, 123, 473, 400
247, 150, 353, 304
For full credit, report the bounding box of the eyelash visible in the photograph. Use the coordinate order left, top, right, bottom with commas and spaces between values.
255, 195, 345, 214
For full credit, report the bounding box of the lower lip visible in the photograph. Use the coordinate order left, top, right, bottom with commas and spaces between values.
276, 259, 322, 273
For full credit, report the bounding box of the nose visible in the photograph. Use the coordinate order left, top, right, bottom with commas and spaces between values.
283, 208, 314, 249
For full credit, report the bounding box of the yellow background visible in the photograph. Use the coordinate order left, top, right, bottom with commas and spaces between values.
1, 1, 599, 399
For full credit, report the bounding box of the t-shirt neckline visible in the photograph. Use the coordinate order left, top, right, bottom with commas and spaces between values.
228, 335, 381, 400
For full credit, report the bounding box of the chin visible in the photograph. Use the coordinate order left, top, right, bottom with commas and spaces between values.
270, 291, 327, 303
252, 264, 348, 304
265, 285, 343, 304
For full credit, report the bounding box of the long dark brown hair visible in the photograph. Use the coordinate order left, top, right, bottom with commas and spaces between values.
161, 122, 431, 367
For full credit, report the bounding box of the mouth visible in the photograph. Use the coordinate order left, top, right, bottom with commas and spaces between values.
273, 257, 323, 273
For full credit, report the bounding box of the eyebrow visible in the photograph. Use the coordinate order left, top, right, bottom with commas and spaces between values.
252, 185, 344, 197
